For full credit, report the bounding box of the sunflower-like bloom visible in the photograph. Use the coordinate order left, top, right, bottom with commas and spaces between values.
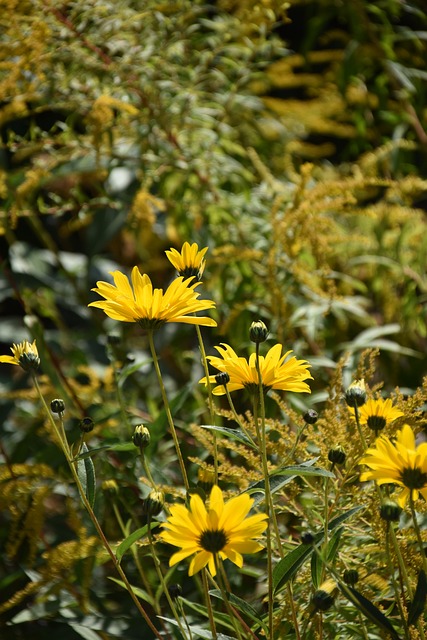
199, 343, 313, 396
160, 485, 268, 576
89, 267, 217, 330
360, 424, 427, 507
0, 340, 40, 372
165, 242, 208, 281
350, 398, 404, 435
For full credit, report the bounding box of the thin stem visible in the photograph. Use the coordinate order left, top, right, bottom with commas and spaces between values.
195, 324, 219, 484
254, 343, 274, 640
147, 516, 189, 640
214, 557, 244, 640
409, 495, 427, 577
202, 568, 218, 640
147, 330, 189, 492
223, 384, 257, 447
384, 522, 411, 640
31, 374, 165, 640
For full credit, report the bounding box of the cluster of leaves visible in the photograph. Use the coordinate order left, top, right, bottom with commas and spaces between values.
1, 0, 427, 639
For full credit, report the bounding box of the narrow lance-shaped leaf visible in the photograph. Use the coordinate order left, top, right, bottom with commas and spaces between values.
76, 443, 96, 508
273, 506, 364, 593
116, 522, 159, 564
338, 583, 401, 640
408, 569, 427, 626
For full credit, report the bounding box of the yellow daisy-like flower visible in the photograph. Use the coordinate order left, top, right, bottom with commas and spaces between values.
89, 267, 217, 330
199, 343, 313, 396
165, 242, 208, 281
350, 397, 404, 435
0, 340, 40, 372
360, 424, 427, 507
160, 485, 268, 576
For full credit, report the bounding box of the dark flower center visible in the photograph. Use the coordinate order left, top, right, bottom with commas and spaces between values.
400, 467, 427, 490
199, 529, 228, 553
137, 318, 167, 331
179, 267, 201, 282
366, 416, 387, 432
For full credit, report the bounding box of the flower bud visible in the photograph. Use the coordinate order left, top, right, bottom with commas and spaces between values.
344, 379, 367, 408
107, 332, 121, 346
343, 569, 359, 586
380, 499, 402, 522
79, 417, 95, 433
328, 445, 346, 466
215, 371, 230, 386
197, 467, 216, 493
132, 424, 151, 449
301, 531, 315, 545
51, 398, 65, 414
311, 580, 337, 612
142, 490, 164, 516
303, 409, 318, 425
249, 320, 269, 344
168, 584, 182, 599
102, 479, 119, 494
19, 350, 40, 372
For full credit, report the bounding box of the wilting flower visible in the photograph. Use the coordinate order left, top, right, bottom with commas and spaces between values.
89, 267, 217, 330
199, 343, 312, 396
350, 398, 404, 435
0, 340, 40, 372
360, 424, 427, 507
165, 242, 208, 281
159, 485, 268, 576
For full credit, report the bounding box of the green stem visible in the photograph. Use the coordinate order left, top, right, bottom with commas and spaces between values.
409, 495, 427, 577
147, 516, 189, 640
254, 343, 274, 640
202, 568, 218, 640
384, 523, 411, 640
223, 384, 257, 447
147, 330, 189, 492
214, 557, 244, 640
195, 324, 219, 484
31, 374, 165, 640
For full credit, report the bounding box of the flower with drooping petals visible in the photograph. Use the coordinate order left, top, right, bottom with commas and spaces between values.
159, 485, 268, 576
89, 267, 217, 330
0, 340, 40, 372
350, 397, 404, 435
360, 424, 427, 507
199, 343, 312, 396
165, 242, 208, 281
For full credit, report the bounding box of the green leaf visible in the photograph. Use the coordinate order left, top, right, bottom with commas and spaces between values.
201, 424, 256, 448
158, 616, 234, 640
247, 459, 332, 506
209, 589, 268, 635
115, 523, 159, 564
77, 443, 96, 508
273, 506, 364, 593
72, 441, 135, 461
273, 465, 335, 479
107, 577, 155, 607
408, 569, 427, 626
339, 583, 401, 640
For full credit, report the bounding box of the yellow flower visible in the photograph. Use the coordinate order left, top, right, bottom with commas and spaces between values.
0, 340, 39, 371
199, 343, 313, 396
360, 425, 427, 507
165, 242, 208, 281
89, 267, 217, 330
160, 485, 268, 576
350, 398, 404, 434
